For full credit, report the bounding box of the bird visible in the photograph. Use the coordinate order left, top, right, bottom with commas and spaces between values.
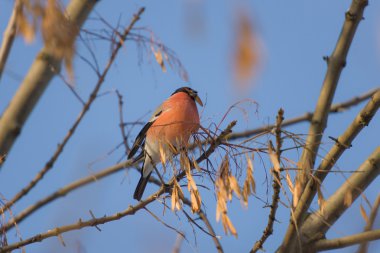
128, 87, 203, 201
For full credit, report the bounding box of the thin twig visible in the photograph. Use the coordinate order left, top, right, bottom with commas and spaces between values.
144, 207, 185, 238
0, 7, 146, 216
198, 212, 224, 253
172, 233, 184, 253
227, 88, 378, 142
116, 90, 129, 156
0, 121, 234, 252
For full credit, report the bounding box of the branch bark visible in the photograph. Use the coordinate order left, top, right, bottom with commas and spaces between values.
279, 89, 380, 252
301, 146, 380, 246
314, 229, 380, 252
1, 159, 135, 232
250, 109, 284, 253
294, 0, 368, 221
0, 122, 235, 252
0, 0, 97, 167
227, 88, 378, 142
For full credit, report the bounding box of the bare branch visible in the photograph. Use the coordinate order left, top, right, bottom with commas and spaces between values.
0, 7, 145, 215
172, 233, 184, 253
0, 0, 97, 168
227, 88, 378, 142
294, 0, 368, 223
182, 197, 224, 253
198, 212, 224, 253
1, 159, 135, 232
280, 89, 380, 252
314, 229, 380, 252
300, 147, 380, 245
0, 0, 21, 80
250, 109, 284, 253
0, 122, 235, 252
116, 90, 129, 156
1, 121, 234, 232
0, 189, 161, 253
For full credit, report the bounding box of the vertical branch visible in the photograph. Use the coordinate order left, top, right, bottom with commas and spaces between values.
294, 0, 368, 205
250, 109, 283, 253
0, 0, 21, 80
0, 0, 97, 167
116, 90, 129, 156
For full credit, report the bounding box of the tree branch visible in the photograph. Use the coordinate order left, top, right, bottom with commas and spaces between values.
182, 197, 224, 253
294, 0, 368, 227
1, 159, 136, 232
0, 122, 235, 252
314, 229, 380, 252
250, 109, 284, 253
0, 190, 160, 253
279, 89, 380, 252
0, 7, 145, 215
0, 0, 97, 168
300, 147, 380, 245
227, 88, 378, 142
0, 0, 21, 81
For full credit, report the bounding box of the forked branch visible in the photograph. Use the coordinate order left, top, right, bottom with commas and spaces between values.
279, 0, 369, 251
0, 122, 236, 251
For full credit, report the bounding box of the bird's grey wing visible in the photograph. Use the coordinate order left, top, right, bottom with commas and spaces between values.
127, 105, 163, 159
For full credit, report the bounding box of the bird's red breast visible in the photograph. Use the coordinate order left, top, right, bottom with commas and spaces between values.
146, 91, 200, 148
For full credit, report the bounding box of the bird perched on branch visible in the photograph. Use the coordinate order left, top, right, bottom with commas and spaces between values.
128, 87, 203, 201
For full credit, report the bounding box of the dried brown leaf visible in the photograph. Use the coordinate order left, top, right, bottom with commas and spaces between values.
245, 154, 256, 194
190, 190, 201, 213
16, 10, 35, 43
171, 179, 183, 211
221, 213, 238, 238
268, 143, 281, 173
228, 175, 241, 199
293, 179, 302, 208
151, 46, 167, 72
317, 185, 325, 214
42, 0, 78, 79
285, 171, 294, 195
57, 233, 66, 246
192, 156, 201, 172
159, 142, 167, 172
233, 11, 260, 89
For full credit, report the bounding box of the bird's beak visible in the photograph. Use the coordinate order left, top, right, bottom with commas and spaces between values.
195, 95, 203, 107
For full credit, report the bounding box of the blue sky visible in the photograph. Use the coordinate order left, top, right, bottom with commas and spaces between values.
0, 0, 379, 252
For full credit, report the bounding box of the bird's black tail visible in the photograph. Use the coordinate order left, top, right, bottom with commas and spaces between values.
133, 172, 151, 201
